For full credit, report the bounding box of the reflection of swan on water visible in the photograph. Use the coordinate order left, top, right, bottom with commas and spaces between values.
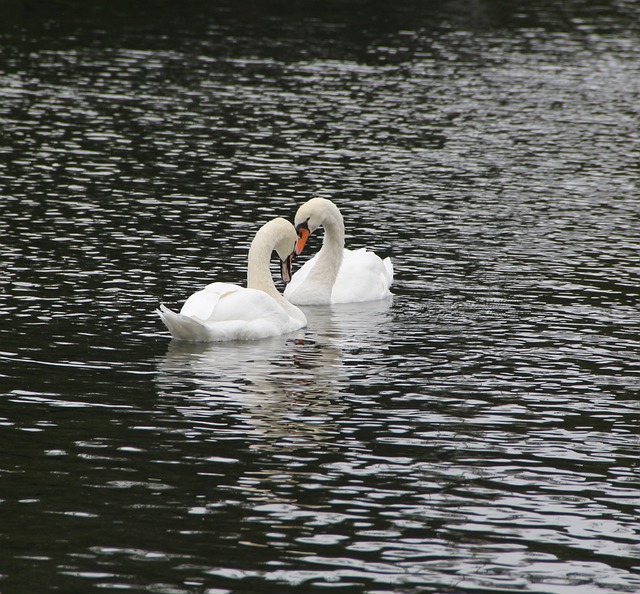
154, 297, 393, 447
155, 333, 346, 446
301, 296, 394, 351
284, 198, 393, 305
157, 218, 306, 342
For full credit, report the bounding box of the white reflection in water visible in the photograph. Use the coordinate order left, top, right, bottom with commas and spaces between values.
155, 298, 393, 446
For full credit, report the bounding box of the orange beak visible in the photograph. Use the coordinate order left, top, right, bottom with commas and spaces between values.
295, 226, 310, 256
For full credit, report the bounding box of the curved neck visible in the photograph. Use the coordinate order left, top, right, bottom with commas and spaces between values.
247, 235, 279, 298
247, 232, 302, 320
311, 209, 345, 285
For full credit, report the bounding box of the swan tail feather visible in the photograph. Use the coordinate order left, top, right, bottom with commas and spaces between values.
383, 257, 394, 286
156, 305, 211, 341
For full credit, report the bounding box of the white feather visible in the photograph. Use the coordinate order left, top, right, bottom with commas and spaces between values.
284, 199, 393, 305
157, 219, 306, 342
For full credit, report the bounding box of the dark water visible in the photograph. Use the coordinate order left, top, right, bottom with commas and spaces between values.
2, 0, 640, 592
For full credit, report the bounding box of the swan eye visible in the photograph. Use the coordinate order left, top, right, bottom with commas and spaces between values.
295, 220, 310, 236
294, 223, 311, 256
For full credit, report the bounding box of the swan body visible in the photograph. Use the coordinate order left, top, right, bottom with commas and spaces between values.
157, 218, 307, 342
283, 198, 393, 305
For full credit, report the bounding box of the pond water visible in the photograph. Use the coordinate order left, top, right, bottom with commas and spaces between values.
1, 0, 640, 592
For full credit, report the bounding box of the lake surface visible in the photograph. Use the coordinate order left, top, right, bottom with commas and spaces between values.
2, 0, 640, 592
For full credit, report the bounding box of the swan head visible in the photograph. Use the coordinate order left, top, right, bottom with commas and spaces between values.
293, 198, 343, 255
260, 217, 298, 283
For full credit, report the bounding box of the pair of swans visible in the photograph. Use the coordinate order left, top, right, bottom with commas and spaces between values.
157, 198, 394, 342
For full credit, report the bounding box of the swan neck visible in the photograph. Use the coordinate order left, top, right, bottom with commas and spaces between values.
317, 212, 345, 268
246, 229, 299, 319
247, 236, 278, 297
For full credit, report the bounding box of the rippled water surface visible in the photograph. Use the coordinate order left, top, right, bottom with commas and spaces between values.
2, 1, 640, 592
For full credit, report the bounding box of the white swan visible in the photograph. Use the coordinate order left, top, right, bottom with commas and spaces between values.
283, 198, 393, 305
157, 218, 307, 342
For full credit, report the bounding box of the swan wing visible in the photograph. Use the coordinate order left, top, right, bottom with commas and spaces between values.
212, 287, 289, 324
159, 286, 304, 342
286, 248, 393, 305
179, 282, 238, 320
331, 248, 393, 304
158, 304, 287, 342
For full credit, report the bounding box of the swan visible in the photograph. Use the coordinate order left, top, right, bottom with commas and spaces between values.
157, 218, 307, 342
283, 198, 393, 305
